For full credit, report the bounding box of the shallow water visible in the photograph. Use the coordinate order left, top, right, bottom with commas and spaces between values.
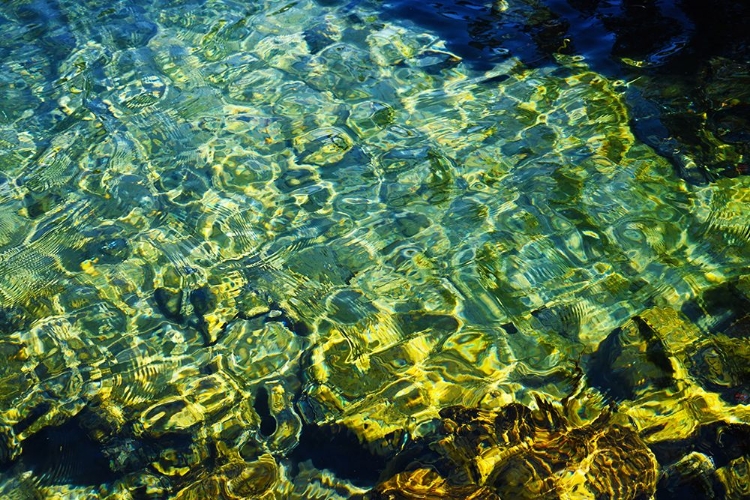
0, 0, 748, 497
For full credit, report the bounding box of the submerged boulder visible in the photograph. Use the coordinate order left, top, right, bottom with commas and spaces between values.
370, 397, 658, 499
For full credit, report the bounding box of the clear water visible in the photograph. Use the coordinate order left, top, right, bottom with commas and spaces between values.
0, 0, 748, 497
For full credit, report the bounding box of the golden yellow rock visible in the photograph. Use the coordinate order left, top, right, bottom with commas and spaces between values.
371, 398, 658, 500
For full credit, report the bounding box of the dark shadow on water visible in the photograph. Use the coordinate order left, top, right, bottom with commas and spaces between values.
317, 0, 750, 184
379, 0, 525, 71
19, 418, 118, 486
289, 422, 389, 487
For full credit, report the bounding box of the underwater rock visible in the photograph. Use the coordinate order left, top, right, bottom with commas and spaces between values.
651, 421, 750, 499
715, 454, 750, 499
586, 314, 676, 401
370, 468, 499, 500
591, 297, 750, 449
109, 174, 161, 215
92, 238, 131, 265
23, 191, 64, 219
0, 306, 29, 335
303, 21, 340, 55
623, 16, 750, 182
154, 287, 184, 322
629, 285, 750, 407
689, 335, 750, 404
190, 285, 218, 344
657, 452, 718, 499
174, 452, 278, 500
0, 424, 20, 465
370, 397, 658, 499
293, 127, 353, 166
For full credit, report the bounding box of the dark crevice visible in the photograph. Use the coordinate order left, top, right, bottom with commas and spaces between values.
20, 418, 118, 486
289, 422, 388, 487
254, 386, 278, 438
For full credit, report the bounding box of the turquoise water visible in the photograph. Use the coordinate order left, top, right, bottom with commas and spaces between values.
0, 0, 749, 497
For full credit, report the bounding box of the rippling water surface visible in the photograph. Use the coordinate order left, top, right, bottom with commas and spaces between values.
0, 0, 749, 497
